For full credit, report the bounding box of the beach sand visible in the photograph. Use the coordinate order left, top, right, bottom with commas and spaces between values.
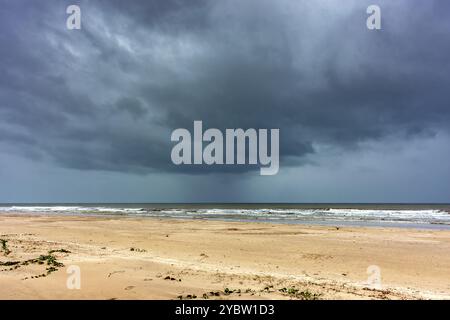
1, 214, 450, 300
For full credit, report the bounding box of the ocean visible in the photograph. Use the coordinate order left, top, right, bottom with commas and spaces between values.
1, 203, 450, 229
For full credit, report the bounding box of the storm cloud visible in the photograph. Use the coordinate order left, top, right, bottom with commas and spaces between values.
0, 0, 450, 201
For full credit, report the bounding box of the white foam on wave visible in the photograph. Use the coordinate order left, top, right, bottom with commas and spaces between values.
0, 206, 449, 224
0, 206, 145, 214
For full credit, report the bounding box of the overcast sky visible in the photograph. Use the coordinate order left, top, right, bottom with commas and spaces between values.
0, 0, 449, 203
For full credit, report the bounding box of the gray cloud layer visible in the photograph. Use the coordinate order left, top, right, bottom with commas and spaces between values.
1, 0, 450, 177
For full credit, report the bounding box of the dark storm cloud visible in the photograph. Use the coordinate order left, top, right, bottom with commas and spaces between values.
96, 0, 211, 30
1, 0, 450, 175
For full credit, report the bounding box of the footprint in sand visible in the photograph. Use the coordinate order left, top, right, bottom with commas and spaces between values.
107, 270, 125, 278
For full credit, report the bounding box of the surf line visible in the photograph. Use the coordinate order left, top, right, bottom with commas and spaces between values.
170, 121, 279, 175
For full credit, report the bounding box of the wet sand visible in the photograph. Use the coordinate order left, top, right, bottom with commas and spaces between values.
1, 214, 450, 300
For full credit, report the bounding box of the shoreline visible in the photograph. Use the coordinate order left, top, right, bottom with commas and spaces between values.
2, 204, 449, 230
2, 212, 450, 231
1, 214, 450, 300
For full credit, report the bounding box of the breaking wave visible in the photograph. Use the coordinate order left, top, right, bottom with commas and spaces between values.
1, 205, 449, 226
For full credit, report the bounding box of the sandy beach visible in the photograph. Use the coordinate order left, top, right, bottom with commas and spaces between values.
1, 214, 450, 300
